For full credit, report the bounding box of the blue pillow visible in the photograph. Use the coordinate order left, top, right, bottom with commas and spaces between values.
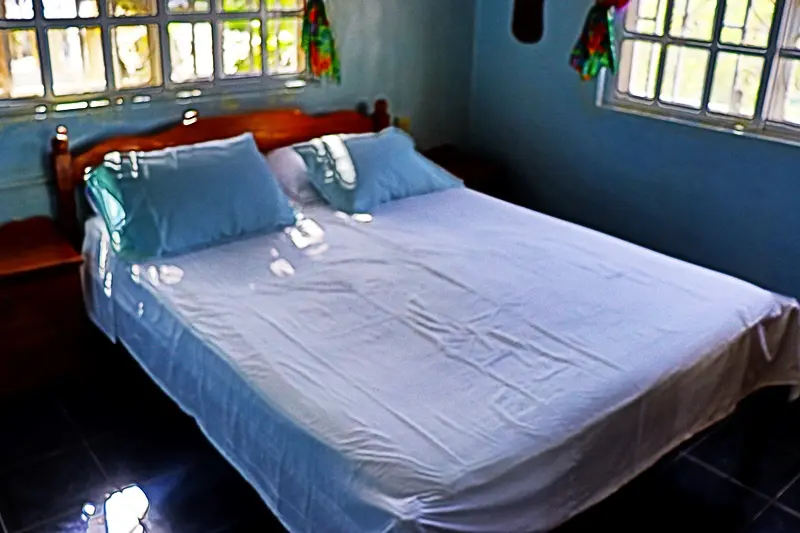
86, 133, 296, 261
294, 128, 462, 214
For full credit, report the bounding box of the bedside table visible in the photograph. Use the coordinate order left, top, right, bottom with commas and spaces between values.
424, 145, 508, 200
0, 217, 91, 394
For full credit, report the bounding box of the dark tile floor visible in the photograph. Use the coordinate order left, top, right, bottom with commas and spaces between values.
2, 351, 800, 532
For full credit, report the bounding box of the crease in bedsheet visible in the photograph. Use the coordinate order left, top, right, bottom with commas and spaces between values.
81, 190, 800, 533
536, 235, 728, 302
111, 303, 396, 533
255, 311, 470, 481
404, 296, 578, 410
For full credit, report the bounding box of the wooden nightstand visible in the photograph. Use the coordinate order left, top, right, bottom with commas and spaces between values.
424, 145, 508, 200
0, 217, 92, 394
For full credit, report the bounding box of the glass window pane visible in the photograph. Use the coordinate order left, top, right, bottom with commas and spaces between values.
168, 22, 213, 83
0, 29, 43, 98
108, 0, 156, 16
266, 0, 302, 11
625, 0, 668, 36
266, 17, 304, 75
720, 26, 744, 42
617, 39, 662, 99
723, 0, 748, 26
669, 0, 719, 41
219, 0, 258, 12
767, 58, 800, 125
2, 0, 33, 20
48, 26, 106, 95
707, 52, 764, 117
719, 0, 775, 48
781, 0, 800, 49
222, 19, 261, 76
43, 0, 99, 18
111, 25, 161, 89
743, 0, 775, 47
167, 0, 209, 13
660, 45, 710, 108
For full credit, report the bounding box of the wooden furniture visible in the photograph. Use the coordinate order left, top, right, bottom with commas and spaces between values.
44, 100, 391, 386
424, 145, 509, 200
0, 217, 91, 394
51, 99, 392, 246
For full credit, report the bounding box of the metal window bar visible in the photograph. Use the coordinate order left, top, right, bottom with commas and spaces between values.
0, 0, 306, 113
98, 0, 115, 92
752, 0, 786, 125
699, 0, 730, 111
33, 0, 54, 100
610, 0, 796, 135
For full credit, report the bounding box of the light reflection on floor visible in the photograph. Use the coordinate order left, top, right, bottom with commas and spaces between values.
83, 485, 149, 533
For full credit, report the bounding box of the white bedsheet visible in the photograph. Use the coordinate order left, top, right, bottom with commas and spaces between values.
83, 188, 800, 532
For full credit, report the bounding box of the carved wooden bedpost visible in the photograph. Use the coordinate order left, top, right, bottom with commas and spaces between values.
51, 125, 78, 246
372, 99, 391, 131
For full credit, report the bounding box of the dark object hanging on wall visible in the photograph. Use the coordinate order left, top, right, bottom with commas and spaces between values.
512, 0, 546, 43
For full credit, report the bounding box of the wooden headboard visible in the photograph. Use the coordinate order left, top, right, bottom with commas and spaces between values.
51, 99, 391, 245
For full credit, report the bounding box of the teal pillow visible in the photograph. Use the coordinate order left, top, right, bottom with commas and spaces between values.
86, 133, 296, 261
294, 128, 462, 214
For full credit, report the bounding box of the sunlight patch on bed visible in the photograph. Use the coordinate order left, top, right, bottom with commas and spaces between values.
147, 266, 160, 286
130, 264, 141, 284
305, 243, 330, 257
270, 258, 296, 277
334, 211, 373, 223
103, 272, 113, 297
131, 264, 184, 286
287, 217, 325, 249
351, 213, 373, 223
158, 265, 184, 285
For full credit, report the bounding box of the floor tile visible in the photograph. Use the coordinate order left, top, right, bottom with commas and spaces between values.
90, 424, 213, 487
18, 512, 94, 533
672, 420, 721, 456
689, 403, 800, 497
744, 506, 800, 532
20, 467, 285, 533
778, 475, 800, 514
58, 369, 193, 442
556, 456, 770, 531
138, 456, 281, 533
7, 355, 797, 533
0, 392, 82, 473
0, 447, 111, 532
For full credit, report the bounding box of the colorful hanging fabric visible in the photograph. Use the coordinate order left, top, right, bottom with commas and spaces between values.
302, 0, 341, 83
570, 0, 630, 80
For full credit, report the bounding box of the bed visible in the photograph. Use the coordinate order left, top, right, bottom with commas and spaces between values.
53, 101, 800, 532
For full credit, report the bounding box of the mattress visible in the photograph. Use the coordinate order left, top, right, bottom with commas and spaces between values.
82, 188, 800, 533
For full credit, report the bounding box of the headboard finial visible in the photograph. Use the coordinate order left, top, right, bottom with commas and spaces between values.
183, 109, 199, 126
53, 125, 69, 153
51, 124, 78, 245
373, 100, 391, 131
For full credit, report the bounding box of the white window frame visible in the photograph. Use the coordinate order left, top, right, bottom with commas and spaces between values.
0, 0, 308, 116
599, 0, 800, 147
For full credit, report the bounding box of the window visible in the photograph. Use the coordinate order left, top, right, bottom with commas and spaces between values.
603, 0, 800, 143
0, 0, 306, 113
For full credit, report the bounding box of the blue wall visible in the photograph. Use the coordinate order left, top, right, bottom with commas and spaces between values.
0, 0, 475, 223
471, 0, 800, 297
